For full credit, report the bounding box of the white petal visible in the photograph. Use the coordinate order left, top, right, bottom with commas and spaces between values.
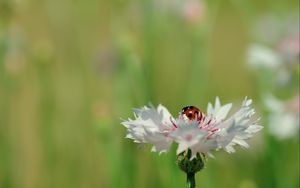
213, 98, 263, 152
176, 142, 190, 155
207, 102, 214, 114
231, 138, 249, 148
189, 139, 218, 157
170, 120, 210, 155
207, 97, 233, 122
157, 104, 174, 124
246, 125, 263, 134
121, 104, 175, 153
225, 144, 236, 153
215, 97, 221, 109
215, 103, 232, 121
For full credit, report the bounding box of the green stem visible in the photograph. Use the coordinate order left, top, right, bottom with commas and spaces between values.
187, 173, 196, 188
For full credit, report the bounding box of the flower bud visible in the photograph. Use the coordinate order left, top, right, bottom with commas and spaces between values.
176, 149, 205, 174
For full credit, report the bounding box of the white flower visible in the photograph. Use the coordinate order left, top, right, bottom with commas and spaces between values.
121, 97, 263, 157
247, 44, 280, 70
122, 104, 175, 154
264, 94, 299, 140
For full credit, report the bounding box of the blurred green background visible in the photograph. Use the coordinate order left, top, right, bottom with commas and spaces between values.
0, 0, 299, 188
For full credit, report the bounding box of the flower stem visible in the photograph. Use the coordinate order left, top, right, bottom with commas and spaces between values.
187, 173, 196, 188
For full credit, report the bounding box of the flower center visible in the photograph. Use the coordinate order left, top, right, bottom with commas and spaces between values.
185, 134, 193, 141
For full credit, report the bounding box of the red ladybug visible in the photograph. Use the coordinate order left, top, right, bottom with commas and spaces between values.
181, 106, 204, 121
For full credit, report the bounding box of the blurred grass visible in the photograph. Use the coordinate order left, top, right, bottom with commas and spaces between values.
0, 0, 299, 188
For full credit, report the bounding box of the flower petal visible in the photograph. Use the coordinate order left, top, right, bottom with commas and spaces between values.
215, 98, 263, 153
170, 120, 209, 155
121, 104, 174, 153
207, 97, 232, 122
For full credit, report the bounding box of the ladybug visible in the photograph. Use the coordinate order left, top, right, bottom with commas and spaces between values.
181, 106, 204, 121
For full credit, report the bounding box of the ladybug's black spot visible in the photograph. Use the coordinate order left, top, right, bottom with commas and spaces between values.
188, 113, 193, 118
181, 106, 189, 114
